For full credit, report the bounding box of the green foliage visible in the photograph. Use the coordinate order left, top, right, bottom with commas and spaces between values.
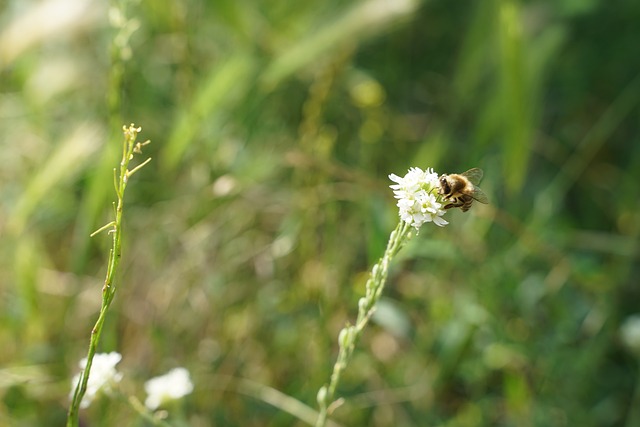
1, 0, 639, 426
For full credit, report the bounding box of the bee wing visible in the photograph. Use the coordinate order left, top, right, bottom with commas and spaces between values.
471, 186, 489, 204
461, 168, 483, 185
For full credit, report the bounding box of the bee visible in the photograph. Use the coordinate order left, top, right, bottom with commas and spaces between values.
438, 168, 489, 212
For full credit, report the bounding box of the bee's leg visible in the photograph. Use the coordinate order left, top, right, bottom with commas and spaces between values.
444, 197, 462, 209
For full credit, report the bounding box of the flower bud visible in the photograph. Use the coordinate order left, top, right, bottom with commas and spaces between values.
317, 385, 328, 406
358, 297, 368, 313
339, 326, 354, 348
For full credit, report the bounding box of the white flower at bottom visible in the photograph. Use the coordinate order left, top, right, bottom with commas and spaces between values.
70, 351, 123, 408
144, 367, 194, 410
389, 167, 448, 229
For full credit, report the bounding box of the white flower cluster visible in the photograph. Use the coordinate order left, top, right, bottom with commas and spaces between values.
70, 352, 193, 412
389, 167, 448, 228
144, 367, 194, 410
70, 352, 123, 408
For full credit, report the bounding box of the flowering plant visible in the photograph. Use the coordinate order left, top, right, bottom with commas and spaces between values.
67, 125, 151, 427
315, 166, 455, 426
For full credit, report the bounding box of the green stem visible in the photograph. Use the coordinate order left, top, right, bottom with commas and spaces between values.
315, 220, 412, 427
126, 395, 174, 427
67, 125, 149, 427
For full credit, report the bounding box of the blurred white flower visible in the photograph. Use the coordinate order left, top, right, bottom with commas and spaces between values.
144, 367, 193, 410
389, 167, 448, 228
621, 314, 640, 356
70, 351, 123, 408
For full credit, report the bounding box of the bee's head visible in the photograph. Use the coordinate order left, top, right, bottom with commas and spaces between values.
439, 175, 451, 195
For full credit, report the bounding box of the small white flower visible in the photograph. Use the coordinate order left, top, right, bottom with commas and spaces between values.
621, 315, 640, 356
389, 167, 448, 229
70, 352, 123, 409
144, 367, 194, 410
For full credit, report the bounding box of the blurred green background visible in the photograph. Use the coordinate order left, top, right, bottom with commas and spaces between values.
1, 0, 639, 425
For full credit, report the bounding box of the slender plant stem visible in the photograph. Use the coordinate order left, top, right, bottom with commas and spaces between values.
67, 125, 150, 427
625, 358, 640, 427
125, 395, 174, 427
315, 220, 412, 427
